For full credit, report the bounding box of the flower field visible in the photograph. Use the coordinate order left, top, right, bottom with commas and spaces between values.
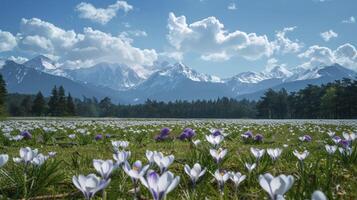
0, 118, 356, 200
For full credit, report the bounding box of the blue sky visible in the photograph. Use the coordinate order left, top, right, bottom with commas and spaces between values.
0, 0, 356, 78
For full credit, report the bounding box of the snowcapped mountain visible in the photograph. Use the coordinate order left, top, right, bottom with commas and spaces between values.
2, 54, 356, 103
66, 63, 144, 91
23, 55, 66, 77
237, 64, 357, 100
156, 62, 222, 83
0, 60, 123, 102
120, 62, 230, 103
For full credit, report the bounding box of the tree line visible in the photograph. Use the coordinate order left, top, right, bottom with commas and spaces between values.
1, 73, 356, 118
257, 78, 357, 119
7, 86, 76, 116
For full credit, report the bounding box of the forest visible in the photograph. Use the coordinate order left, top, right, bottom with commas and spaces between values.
1, 74, 357, 119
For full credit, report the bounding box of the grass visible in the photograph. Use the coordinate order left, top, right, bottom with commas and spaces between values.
0, 118, 356, 199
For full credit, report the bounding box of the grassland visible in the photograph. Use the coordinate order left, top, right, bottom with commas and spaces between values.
0, 118, 356, 199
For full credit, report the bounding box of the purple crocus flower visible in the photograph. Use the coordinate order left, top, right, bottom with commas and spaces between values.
20, 131, 32, 139
339, 139, 350, 148
211, 129, 222, 136
254, 134, 264, 142
178, 128, 196, 140
241, 131, 253, 139
155, 128, 171, 141
105, 134, 111, 138
304, 135, 312, 142
332, 136, 341, 144
95, 134, 103, 141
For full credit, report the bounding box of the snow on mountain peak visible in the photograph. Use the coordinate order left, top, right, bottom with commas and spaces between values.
265, 66, 293, 79
159, 62, 222, 83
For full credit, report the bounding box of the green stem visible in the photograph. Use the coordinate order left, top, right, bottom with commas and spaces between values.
102, 189, 107, 200
23, 163, 28, 199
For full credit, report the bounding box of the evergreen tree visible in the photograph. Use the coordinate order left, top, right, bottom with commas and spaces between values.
57, 86, 66, 116
0, 74, 7, 116
48, 86, 59, 116
66, 93, 76, 116
20, 96, 32, 116
32, 91, 46, 116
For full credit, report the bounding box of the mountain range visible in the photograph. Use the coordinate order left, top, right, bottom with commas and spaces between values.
0, 55, 356, 104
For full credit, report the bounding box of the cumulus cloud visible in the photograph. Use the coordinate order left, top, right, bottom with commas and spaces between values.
167, 12, 274, 62
320, 30, 338, 42
76, 1, 133, 24
299, 43, 357, 70
272, 26, 303, 54
201, 51, 230, 61
10, 18, 157, 70
0, 30, 17, 52
342, 16, 355, 24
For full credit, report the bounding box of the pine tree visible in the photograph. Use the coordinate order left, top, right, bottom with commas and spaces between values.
20, 96, 32, 116
66, 93, 76, 116
32, 91, 46, 116
57, 86, 66, 116
48, 86, 59, 116
0, 74, 7, 116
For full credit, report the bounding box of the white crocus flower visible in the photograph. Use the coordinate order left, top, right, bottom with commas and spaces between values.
343, 132, 356, 141
267, 148, 283, 161
206, 134, 224, 147
192, 139, 201, 146
184, 163, 206, 184
146, 150, 155, 164
245, 163, 257, 173
13, 147, 38, 164
325, 145, 337, 155
327, 130, 335, 137
293, 150, 309, 161
338, 147, 352, 156
72, 174, 111, 200
93, 159, 115, 180
0, 154, 9, 167
153, 152, 175, 173
31, 153, 48, 166
311, 190, 327, 200
124, 160, 149, 180
140, 171, 180, 200
229, 172, 246, 188
111, 140, 129, 151
209, 148, 227, 164
214, 169, 230, 193
251, 148, 266, 160
259, 173, 294, 200
113, 150, 131, 166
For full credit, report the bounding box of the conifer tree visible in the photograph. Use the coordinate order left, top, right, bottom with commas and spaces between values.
66, 93, 76, 116
48, 86, 59, 116
32, 91, 46, 116
0, 74, 7, 116
57, 86, 66, 116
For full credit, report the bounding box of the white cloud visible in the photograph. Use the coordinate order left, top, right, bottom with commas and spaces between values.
0, 30, 17, 52
320, 30, 338, 42
167, 12, 274, 62
10, 18, 157, 71
76, 1, 133, 25
227, 3, 237, 10
201, 51, 230, 61
272, 26, 303, 54
342, 16, 355, 24
159, 51, 184, 61
299, 43, 357, 70
119, 30, 147, 43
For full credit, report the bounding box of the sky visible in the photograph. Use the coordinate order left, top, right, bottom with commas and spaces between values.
0, 0, 356, 78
